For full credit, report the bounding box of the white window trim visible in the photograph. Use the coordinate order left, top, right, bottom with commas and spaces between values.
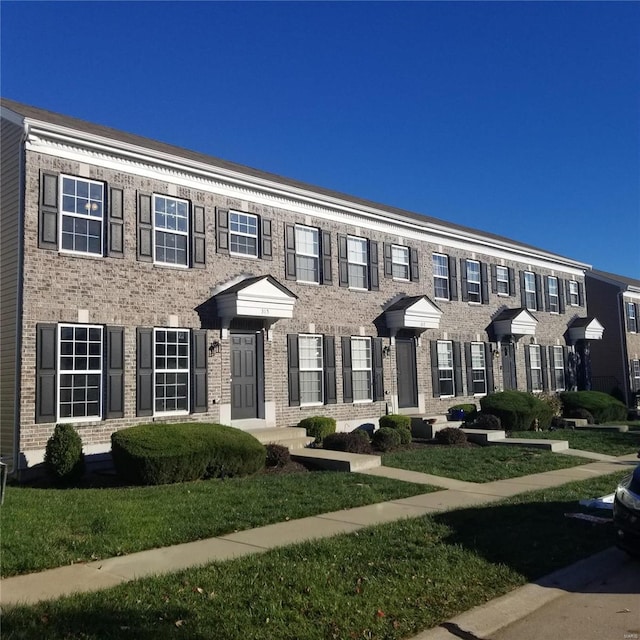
433, 253, 450, 301
524, 272, 537, 311
295, 225, 320, 284
351, 336, 373, 403
57, 323, 103, 423
153, 327, 190, 417
627, 303, 637, 333
496, 266, 509, 296
548, 276, 559, 314
347, 236, 369, 291
299, 334, 324, 406
470, 342, 487, 397
229, 210, 259, 259
391, 245, 410, 281
59, 175, 105, 258
632, 359, 640, 391
466, 259, 482, 303
437, 340, 455, 398
568, 280, 579, 306
552, 346, 565, 392
153, 194, 190, 268
529, 344, 543, 393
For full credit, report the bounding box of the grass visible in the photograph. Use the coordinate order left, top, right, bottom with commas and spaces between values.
382, 444, 584, 482
2, 471, 629, 640
0, 471, 432, 578
509, 429, 640, 456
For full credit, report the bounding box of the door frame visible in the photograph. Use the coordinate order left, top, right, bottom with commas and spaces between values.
395, 337, 418, 409
230, 331, 265, 420
501, 339, 517, 390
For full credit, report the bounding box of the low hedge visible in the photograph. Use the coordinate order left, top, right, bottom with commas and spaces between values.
323, 431, 373, 454
378, 414, 412, 431
560, 391, 627, 424
480, 391, 553, 430
111, 423, 266, 485
298, 416, 336, 444
448, 403, 478, 420
435, 427, 468, 445
372, 427, 402, 452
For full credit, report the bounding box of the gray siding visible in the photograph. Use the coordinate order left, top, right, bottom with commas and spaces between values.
0, 115, 24, 471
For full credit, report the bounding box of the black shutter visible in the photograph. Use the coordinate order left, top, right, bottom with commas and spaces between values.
287, 334, 300, 407
508, 267, 516, 297
535, 274, 543, 311
543, 276, 551, 312
520, 271, 526, 307
383, 243, 393, 278
558, 278, 566, 314
191, 205, 206, 268
108, 187, 124, 258
565, 280, 572, 305
191, 329, 208, 413
372, 338, 384, 401
216, 208, 229, 254
284, 224, 296, 280
323, 335, 336, 404
453, 342, 463, 396
430, 340, 440, 397
449, 256, 458, 300
480, 262, 489, 304
369, 240, 379, 291
410, 247, 420, 282
577, 281, 584, 306
36, 323, 57, 422
524, 346, 532, 392
491, 264, 498, 293
261, 217, 272, 260
106, 326, 124, 419
137, 193, 153, 262
136, 328, 153, 416
484, 343, 494, 393
460, 259, 469, 302
39, 172, 59, 250
341, 336, 353, 403
540, 346, 549, 391
321, 230, 333, 285
338, 234, 349, 287
464, 342, 473, 393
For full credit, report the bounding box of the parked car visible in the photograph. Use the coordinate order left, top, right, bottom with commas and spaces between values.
613, 461, 640, 557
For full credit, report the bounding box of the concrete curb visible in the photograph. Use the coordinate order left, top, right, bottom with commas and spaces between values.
409, 547, 630, 640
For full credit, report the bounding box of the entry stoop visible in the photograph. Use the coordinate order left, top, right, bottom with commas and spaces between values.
461, 428, 569, 452
411, 415, 463, 439
246, 427, 315, 450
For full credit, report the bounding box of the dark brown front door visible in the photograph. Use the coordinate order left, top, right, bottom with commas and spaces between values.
231, 333, 258, 419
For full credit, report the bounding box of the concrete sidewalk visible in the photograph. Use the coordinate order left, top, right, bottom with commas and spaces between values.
1, 454, 637, 608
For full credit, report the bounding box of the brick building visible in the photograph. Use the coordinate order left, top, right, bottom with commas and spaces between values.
1, 99, 603, 472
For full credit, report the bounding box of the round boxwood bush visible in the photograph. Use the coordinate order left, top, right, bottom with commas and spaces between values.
480, 390, 552, 430
448, 404, 478, 421
265, 444, 291, 468
323, 431, 373, 454
560, 391, 627, 424
298, 416, 336, 444
378, 414, 412, 431
111, 422, 266, 485
44, 423, 85, 484
470, 413, 502, 430
435, 427, 468, 445
372, 427, 402, 452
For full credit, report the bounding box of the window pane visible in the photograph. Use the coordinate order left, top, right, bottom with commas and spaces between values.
433, 254, 450, 299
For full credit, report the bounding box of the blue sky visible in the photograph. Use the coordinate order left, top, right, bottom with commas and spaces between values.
2, 1, 638, 277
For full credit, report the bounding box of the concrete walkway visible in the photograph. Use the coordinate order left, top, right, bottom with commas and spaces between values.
1, 454, 637, 608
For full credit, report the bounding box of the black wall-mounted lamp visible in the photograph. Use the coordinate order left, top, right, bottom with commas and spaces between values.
209, 340, 221, 356
382, 345, 391, 358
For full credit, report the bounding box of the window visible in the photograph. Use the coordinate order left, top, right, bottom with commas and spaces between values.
60, 176, 104, 255
568, 281, 579, 306
496, 266, 509, 295
433, 254, 450, 300
627, 302, 638, 333
470, 343, 487, 395
298, 335, 323, 404
632, 359, 640, 392
391, 245, 410, 280
230, 211, 258, 257
524, 272, 537, 311
347, 236, 368, 289
552, 346, 565, 391
547, 277, 559, 313
58, 324, 103, 421
154, 195, 189, 266
351, 337, 372, 402
528, 344, 543, 392
295, 225, 320, 283
154, 329, 189, 414
466, 260, 482, 303
437, 341, 455, 397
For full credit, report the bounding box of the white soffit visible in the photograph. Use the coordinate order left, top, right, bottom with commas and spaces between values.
569, 318, 605, 342
386, 297, 442, 330
215, 277, 296, 320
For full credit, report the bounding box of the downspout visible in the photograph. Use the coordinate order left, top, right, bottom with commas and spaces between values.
617, 290, 631, 406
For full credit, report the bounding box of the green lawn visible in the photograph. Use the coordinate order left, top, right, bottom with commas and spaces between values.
2, 471, 628, 640
509, 429, 640, 456
382, 445, 584, 482
0, 471, 432, 578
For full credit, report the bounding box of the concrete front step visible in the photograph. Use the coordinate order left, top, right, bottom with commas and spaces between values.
572, 424, 629, 433
290, 448, 381, 472
412, 416, 463, 439
490, 438, 569, 452
461, 428, 507, 444
245, 427, 315, 449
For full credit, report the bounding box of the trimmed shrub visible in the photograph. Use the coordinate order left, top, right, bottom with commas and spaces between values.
372, 427, 402, 452
111, 423, 266, 485
560, 391, 628, 424
44, 423, 85, 484
565, 408, 595, 424
480, 390, 553, 430
435, 427, 468, 445
471, 413, 502, 430
323, 431, 373, 454
265, 444, 291, 468
448, 404, 478, 421
378, 414, 412, 431
396, 427, 412, 445
298, 416, 336, 444
538, 392, 562, 418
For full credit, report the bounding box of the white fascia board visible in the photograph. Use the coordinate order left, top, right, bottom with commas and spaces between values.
0, 106, 25, 126
25, 120, 589, 275
622, 290, 640, 302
